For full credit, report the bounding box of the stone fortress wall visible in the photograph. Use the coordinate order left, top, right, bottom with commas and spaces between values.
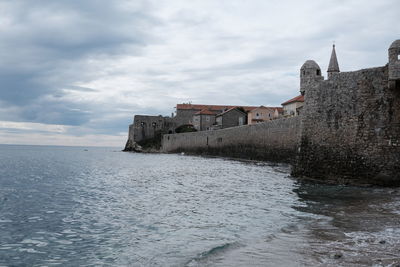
123, 40, 400, 185
293, 65, 400, 185
162, 117, 301, 163
158, 40, 400, 185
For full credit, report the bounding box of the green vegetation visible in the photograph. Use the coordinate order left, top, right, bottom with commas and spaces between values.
175, 124, 197, 133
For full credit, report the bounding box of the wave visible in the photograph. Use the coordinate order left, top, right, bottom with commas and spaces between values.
185, 242, 242, 266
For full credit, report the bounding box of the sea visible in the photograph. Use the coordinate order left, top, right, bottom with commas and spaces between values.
0, 144, 399, 266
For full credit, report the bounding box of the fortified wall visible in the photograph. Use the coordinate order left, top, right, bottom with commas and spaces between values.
293, 65, 400, 185
159, 40, 400, 186
162, 117, 301, 163
124, 115, 174, 151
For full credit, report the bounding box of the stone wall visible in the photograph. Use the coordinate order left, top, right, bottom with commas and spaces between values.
293, 66, 400, 186
131, 115, 167, 142
162, 117, 301, 163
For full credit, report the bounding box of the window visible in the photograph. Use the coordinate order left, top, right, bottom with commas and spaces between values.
303, 70, 306, 75
239, 117, 244, 126
398, 54, 400, 60
206, 116, 210, 121
316, 69, 321, 75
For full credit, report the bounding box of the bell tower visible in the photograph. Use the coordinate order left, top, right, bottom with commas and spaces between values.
327, 44, 340, 79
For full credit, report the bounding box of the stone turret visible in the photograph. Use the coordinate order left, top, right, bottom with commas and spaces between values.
327, 44, 340, 79
388, 39, 400, 89
300, 60, 323, 96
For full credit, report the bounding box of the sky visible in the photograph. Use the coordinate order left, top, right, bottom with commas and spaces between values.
0, 0, 399, 147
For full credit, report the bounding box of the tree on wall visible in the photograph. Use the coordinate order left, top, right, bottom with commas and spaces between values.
175, 124, 197, 133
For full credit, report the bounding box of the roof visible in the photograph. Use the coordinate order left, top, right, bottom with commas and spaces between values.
216, 107, 247, 117
301, 60, 320, 70
249, 106, 283, 113
327, 44, 340, 72
176, 104, 258, 112
390, 39, 400, 49
281, 95, 304, 105
194, 109, 215, 115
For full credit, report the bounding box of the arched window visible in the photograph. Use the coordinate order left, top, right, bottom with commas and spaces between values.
316, 69, 321, 75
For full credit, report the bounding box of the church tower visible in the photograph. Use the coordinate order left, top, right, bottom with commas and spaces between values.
327, 44, 340, 79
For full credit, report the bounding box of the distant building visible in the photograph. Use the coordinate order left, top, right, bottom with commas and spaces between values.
247, 106, 282, 124
193, 109, 215, 131
215, 107, 247, 129
281, 95, 304, 117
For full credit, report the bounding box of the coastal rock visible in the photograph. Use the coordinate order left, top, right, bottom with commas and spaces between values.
123, 139, 143, 152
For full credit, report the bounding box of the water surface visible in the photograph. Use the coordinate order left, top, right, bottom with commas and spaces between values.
0, 145, 399, 266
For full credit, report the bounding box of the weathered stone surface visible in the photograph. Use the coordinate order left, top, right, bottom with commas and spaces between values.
293, 66, 400, 186
129, 40, 400, 186
162, 117, 301, 163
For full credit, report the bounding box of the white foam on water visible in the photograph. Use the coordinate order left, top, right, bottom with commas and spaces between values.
61, 229, 76, 234
18, 248, 44, 254
20, 239, 48, 247
55, 240, 73, 245
28, 216, 42, 221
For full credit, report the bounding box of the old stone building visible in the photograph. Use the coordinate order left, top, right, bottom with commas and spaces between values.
193, 109, 215, 131
215, 107, 247, 129
126, 103, 274, 144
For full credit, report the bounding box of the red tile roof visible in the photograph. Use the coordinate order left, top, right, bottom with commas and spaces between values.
176, 104, 280, 112
216, 107, 248, 117
194, 109, 215, 115
250, 106, 283, 113
281, 95, 304, 106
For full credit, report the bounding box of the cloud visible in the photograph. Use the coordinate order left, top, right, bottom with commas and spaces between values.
0, 121, 69, 133
0, 0, 399, 146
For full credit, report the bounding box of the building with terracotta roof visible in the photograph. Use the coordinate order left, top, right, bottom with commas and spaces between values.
281, 95, 304, 117
193, 109, 216, 131
247, 106, 282, 124
214, 107, 247, 129
173, 103, 263, 128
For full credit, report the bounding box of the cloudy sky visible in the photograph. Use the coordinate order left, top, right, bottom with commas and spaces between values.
0, 0, 398, 147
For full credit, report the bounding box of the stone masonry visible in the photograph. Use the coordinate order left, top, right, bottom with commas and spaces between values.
127, 39, 400, 186
160, 40, 400, 186
162, 117, 301, 163
293, 64, 400, 185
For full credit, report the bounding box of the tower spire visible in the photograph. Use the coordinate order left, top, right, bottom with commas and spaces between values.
327, 44, 340, 78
